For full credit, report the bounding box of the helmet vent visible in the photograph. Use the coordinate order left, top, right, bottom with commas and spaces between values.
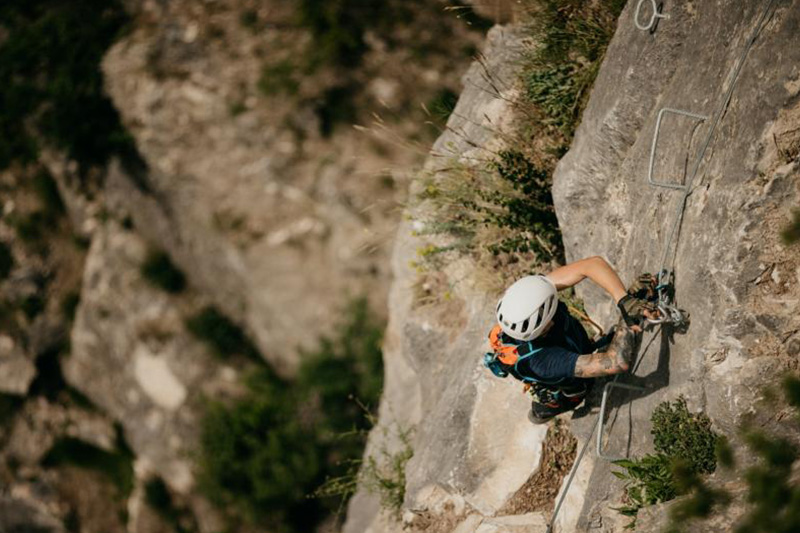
499, 314, 503, 322
521, 318, 530, 333
510, 323, 517, 331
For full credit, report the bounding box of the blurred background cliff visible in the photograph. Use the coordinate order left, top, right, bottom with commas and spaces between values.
0, 1, 509, 531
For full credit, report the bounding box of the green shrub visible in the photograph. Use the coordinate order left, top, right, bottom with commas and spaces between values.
141, 250, 187, 294
520, 0, 625, 141
481, 150, 561, 258
652, 397, 718, 475
613, 396, 720, 526
198, 298, 384, 532
613, 453, 677, 518
410, 0, 627, 277
662, 376, 800, 533
0, 242, 13, 280
0, 0, 136, 175
185, 306, 259, 360
199, 370, 322, 531
43, 426, 135, 498
414, 150, 562, 272
426, 88, 459, 127
361, 425, 413, 515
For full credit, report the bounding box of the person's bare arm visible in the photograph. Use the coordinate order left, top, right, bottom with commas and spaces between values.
573, 349, 630, 377
573, 324, 636, 378
546, 256, 627, 303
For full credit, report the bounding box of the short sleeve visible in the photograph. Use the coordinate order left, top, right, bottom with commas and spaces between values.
519, 346, 580, 382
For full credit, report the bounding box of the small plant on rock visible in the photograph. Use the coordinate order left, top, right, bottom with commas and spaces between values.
613, 397, 720, 527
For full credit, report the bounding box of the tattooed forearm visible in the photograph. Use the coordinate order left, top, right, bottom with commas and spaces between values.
573, 351, 630, 378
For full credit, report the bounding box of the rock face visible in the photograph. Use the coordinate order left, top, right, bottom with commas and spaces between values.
349, 1, 800, 532
551, 0, 800, 529
63, 222, 242, 494
99, 0, 479, 373
0, 496, 65, 533
344, 26, 556, 533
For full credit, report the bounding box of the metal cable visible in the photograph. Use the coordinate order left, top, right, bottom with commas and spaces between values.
656, 0, 779, 279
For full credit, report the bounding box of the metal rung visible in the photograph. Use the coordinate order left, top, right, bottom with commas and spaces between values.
596, 381, 646, 461
635, 0, 670, 31
648, 108, 708, 190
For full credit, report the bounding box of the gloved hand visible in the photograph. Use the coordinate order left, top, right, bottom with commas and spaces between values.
626, 272, 658, 301
618, 273, 659, 327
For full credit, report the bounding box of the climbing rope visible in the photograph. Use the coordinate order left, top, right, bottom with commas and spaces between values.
546, 0, 780, 531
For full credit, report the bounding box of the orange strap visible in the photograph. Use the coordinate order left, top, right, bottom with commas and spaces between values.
488, 325, 519, 365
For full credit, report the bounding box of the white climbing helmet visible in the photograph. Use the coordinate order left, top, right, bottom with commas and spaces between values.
496, 275, 558, 341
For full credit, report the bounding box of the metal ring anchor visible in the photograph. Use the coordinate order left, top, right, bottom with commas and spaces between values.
634, 0, 670, 31
648, 108, 709, 191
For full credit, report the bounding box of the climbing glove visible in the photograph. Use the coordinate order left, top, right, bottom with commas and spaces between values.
627, 273, 658, 301
617, 273, 659, 327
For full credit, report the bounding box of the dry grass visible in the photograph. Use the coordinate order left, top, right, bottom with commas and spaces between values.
500, 418, 577, 515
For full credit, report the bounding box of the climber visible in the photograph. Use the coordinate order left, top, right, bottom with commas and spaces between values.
484, 256, 659, 424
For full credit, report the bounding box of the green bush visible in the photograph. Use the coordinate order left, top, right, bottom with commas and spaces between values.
481, 150, 561, 259
652, 397, 718, 475
414, 150, 562, 272
0, 0, 136, 175
185, 306, 259, 360
613, 453, 677, 518
198, 298, 384, 532
613, 396, 720, 526
0, 242, 13, 281
520, 0, 625, 140
141, 250, 187, 294
664, 376, 800, 533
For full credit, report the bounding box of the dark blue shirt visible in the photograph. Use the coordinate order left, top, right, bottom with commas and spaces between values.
504, 301, 594, 385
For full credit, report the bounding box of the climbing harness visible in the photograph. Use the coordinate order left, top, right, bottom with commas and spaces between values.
546, 1, 780, 531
